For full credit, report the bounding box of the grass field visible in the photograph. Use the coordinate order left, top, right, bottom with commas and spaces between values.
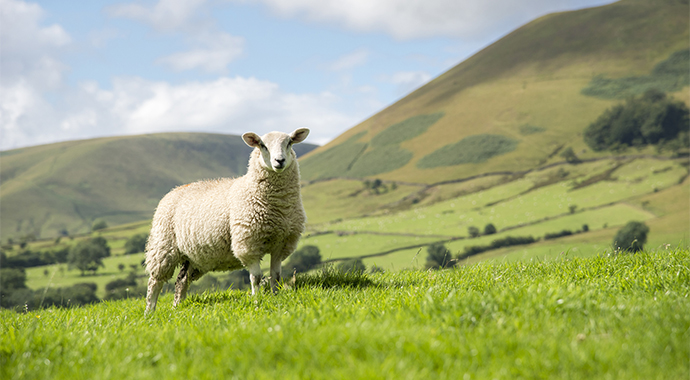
2, 249, 688, 379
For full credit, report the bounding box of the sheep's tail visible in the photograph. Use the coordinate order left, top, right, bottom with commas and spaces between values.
145, 217, 180, 281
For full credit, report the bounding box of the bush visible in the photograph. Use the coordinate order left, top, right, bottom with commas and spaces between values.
489, 235, 537, 249
92, 219, 108, 232
613, 221, 649, 252
417, 134, 519, 168
68, 237, 111, 276
124, 233, 148, 255
426, 244, 453, 269
583, 90, 689, 152
544, 230, 574, 240
560, 147, 581, 164
484, 223, 497, 235
1, 250, 57, 268
468, 226, 481, 238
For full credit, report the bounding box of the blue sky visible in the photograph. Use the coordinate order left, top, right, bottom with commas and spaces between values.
0, 0, 615, 150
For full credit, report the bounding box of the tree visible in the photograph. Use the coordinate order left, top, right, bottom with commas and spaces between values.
124, 233, 148, 254
613, 221, 649, 253
484, 223, 497, 235
468, 226, 481, 238
584, 90, 689, 152
284, 245, 322, 273
92, 219, 108, 232
560, 147, 581, 164
68, 237, 111, 276
426, 244, 453, 269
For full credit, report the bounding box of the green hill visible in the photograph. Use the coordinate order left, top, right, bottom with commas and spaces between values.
0, 133, 317, 240
299, 0, 689, 184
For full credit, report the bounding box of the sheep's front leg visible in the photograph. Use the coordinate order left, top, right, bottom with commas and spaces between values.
270, 254, 282, 294
247, 261, 262, 296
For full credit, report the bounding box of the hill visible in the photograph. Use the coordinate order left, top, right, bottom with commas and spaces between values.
2, 249, 688, 379
0, 133, 317, 241
299, 0, 689, 184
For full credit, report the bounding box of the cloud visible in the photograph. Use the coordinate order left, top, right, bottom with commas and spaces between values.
2, 74, 360, 150
157, 32, 245, 73
249, 0, 615, 40
0, 0, 70, 88
0, 0, 71, 149
110, 0, 244, 73
82, 76, 358, 143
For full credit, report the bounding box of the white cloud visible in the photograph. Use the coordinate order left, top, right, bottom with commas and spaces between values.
1, 75, 360, 150
90, 76, 357, 143
0, 0, 70, 88
157, 32, 245, 73
0, 0, 71, 149
110, 0, 244, 73
249, 0, 615, 40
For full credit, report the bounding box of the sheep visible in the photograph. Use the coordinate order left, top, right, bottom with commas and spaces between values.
144, 128, 310, 313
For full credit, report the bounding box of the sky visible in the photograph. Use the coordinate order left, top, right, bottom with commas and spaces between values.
0, 0, 616, 150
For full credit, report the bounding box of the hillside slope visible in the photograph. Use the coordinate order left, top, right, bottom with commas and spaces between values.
300, 0, 689, 183
0, 133, 317, 240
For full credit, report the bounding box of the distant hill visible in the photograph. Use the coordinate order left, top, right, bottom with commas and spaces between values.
299, 0, 689, 184
0, 133, 317, 240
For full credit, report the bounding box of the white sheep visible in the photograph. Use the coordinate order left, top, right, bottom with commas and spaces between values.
144, 128, 310, 313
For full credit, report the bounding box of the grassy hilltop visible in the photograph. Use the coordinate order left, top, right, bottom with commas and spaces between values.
299, 0, 689, 184
2, 249, 688, 379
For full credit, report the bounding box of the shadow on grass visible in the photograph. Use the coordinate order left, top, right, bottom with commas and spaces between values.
294, 267, 376, 290
181, 268, 376, 309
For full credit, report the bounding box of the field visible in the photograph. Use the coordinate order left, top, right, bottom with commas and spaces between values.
2, 249, 688, 379
299, 157, 689, 270
10, 156, 688, 298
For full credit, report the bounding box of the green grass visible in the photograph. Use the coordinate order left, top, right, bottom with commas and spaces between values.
347, 144, 414, 177
370, 112, 445, 147
582, 48, 690, 99
2, 249, 688, 379
417, 134, 520, 168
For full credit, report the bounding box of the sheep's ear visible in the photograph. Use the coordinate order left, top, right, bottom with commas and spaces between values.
242, 132, 262, 148
290, 128, 310, 144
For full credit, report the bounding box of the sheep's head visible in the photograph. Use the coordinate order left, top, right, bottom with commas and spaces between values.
242, 128, 310, 173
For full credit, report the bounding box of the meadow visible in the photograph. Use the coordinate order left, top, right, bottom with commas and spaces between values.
11, 156, 688, 297
2, 249, 688, 379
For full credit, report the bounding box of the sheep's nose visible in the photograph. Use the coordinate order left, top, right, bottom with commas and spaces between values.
274, 158, 286, 167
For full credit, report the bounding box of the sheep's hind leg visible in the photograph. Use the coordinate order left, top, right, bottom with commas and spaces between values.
145, 277, 165, 314
247, 261, 262, 296
174, 260, 192, 307
269, 254, 282, 294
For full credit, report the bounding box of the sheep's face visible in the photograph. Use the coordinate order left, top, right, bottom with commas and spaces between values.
243, 128, 310, 173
